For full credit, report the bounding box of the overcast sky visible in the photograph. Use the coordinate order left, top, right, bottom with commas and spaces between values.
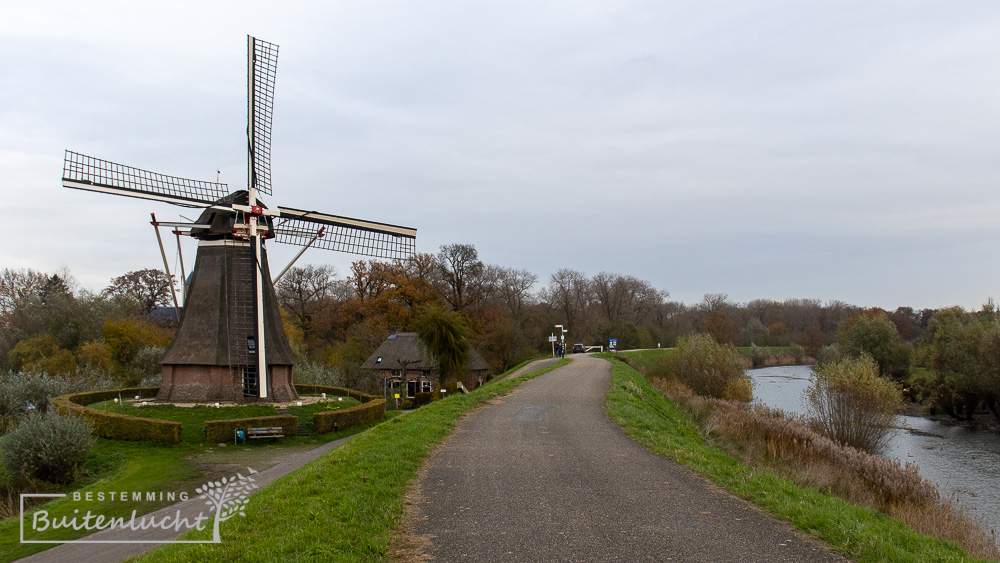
3, 1, 1000, 310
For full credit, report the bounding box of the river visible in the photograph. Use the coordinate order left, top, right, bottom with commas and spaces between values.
750, 365, 1000, 539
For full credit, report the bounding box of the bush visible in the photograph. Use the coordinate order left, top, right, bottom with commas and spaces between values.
8, 334, 76, 376
1, 371, 73, 432
836, 309, 911, 380
806, 354, 901, 454
815, 345, 841, 366
1, 410, 94, 483
665, 333, 753, 402
292, 361, 344, 387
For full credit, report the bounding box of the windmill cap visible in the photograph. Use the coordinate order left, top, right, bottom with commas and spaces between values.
193, 190, 274, 240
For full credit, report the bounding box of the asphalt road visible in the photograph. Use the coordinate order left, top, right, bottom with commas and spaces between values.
405, 355, 847, 562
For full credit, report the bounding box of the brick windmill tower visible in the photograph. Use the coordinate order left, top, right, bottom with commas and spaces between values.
62, 36, 416, 402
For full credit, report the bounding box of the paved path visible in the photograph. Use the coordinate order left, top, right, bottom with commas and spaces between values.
17, 433, 356, 563
406, 355, 847, 562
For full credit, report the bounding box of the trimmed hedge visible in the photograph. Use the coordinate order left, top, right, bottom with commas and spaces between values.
52, 387, 181, 444
312, 399, 386, 434
51, 384, 384, 444
204, 415, 298, 444
294, 384, 385, 435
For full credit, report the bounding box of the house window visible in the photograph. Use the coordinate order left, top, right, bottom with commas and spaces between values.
407, 380, 418, 398
422, 380, 432, 393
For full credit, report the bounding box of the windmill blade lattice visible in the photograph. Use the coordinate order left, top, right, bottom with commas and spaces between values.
249, 37, 278, 197
62, 150, 228, 207
275, 215, 416, 260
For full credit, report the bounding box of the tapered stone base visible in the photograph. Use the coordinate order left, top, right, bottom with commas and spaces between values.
158, 364, 298, 403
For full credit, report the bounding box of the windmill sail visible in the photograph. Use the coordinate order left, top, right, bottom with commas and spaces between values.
248, 36, 278, 197
275, 207, 417, 260
62, 151, 227, 207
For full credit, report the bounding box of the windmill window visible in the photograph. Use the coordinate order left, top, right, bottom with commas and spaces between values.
247, 337, 256, 354
376, 356, 382, 364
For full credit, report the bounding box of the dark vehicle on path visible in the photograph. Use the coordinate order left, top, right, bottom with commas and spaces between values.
572, 343, 585, 354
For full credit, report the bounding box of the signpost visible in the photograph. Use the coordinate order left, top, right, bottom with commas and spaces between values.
609, 338, 618, 353
554, 325, 568, 357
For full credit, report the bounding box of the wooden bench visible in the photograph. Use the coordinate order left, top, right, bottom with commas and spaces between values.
246, 426, 284, 440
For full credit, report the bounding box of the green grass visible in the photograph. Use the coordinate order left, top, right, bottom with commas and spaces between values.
0, 407, 390, 562
90, 401, 280, 442
134, 358, 571, 562
0, 439, 202, 562
598, 353, 987, 563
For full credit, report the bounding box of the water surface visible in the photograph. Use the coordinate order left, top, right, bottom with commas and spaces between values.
751, 365, 1000, 538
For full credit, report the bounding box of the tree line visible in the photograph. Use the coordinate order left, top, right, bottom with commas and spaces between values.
2, 244, 998, 422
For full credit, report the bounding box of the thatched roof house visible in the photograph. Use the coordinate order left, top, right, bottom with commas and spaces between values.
362, 332, 490, 397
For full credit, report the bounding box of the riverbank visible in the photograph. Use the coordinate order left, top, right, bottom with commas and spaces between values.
620, 351, 1000, 561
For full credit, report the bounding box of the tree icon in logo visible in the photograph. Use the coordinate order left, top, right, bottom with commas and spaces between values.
195, 468, 259, 542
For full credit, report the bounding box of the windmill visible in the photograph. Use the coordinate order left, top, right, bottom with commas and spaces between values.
61, 36, 417, 402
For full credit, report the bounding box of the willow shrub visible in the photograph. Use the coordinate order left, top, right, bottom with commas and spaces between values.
0, 410, 94, 483
806, 354, 902, 455
664, 333, 753, 402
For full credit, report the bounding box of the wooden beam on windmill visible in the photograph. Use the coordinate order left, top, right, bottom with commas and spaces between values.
61, 36, 417, 403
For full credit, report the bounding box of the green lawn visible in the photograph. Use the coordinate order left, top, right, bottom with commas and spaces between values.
0, 406, 387, 562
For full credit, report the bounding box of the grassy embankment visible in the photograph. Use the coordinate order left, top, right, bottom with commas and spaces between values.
0, 397, 372, 562
608, 350, 995, 562
133, 358, 569, 562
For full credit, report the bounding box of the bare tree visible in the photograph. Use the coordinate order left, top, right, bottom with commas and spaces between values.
437, 243, 484, 312
542, 268, 592, 335
591, 272, 665, 326
0, 268, 47, 317
103, 269, 174, 313
490, 266, 538, 323
275, 264, 340, 342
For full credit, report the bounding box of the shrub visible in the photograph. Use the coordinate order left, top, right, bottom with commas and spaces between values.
292, 361, 344, 387
815, 345, 841, 366
806, 354, 902, 454
750, 344, 769, 368
75, 340, 113, 373
836, 309, 911, 380
789, 344, 806, 364
666, 333, 753, 401
102, 317, 172, 377
8, 334, 76, 376
0, 371, 72, 432
0, 410, 94, 483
